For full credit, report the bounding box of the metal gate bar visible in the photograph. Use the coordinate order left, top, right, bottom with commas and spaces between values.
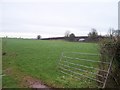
59, 66, 104, 84
62, 60, 108, 73
59, 63, 107, 78
60, 70, 102, 88
63, 56, 110, 64
58, 52, 112, 88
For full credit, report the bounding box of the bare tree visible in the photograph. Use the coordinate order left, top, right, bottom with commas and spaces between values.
88, 28, 98, 41
64, 30, 70, 40
37, 35, 41, 40
107, 28, 115, 39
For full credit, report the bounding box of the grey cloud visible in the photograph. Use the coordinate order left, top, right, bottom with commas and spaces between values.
1, 1, 118, 38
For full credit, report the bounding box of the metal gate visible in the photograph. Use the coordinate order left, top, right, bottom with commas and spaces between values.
58, 52, 113, 88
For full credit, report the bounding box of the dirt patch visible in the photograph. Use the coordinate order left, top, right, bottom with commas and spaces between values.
4, 68, 50, 88
22, 76, 49, 88
4, 68, 13, 75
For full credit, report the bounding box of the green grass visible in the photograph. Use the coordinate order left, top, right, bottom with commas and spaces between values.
2, 38, 100, 88
2, 75, 19, 88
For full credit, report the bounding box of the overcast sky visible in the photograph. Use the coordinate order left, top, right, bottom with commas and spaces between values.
0, 0, 119, 38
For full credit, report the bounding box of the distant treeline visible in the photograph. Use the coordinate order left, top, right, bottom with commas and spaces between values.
41, 36, 106, 42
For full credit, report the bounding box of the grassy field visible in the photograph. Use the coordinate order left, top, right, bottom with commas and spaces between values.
2, 38, 100, 88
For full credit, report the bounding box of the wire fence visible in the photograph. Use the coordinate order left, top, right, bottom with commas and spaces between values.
58, 52, 113, 88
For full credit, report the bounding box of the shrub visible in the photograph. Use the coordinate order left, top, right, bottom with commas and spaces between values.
98, 30, 120, 88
